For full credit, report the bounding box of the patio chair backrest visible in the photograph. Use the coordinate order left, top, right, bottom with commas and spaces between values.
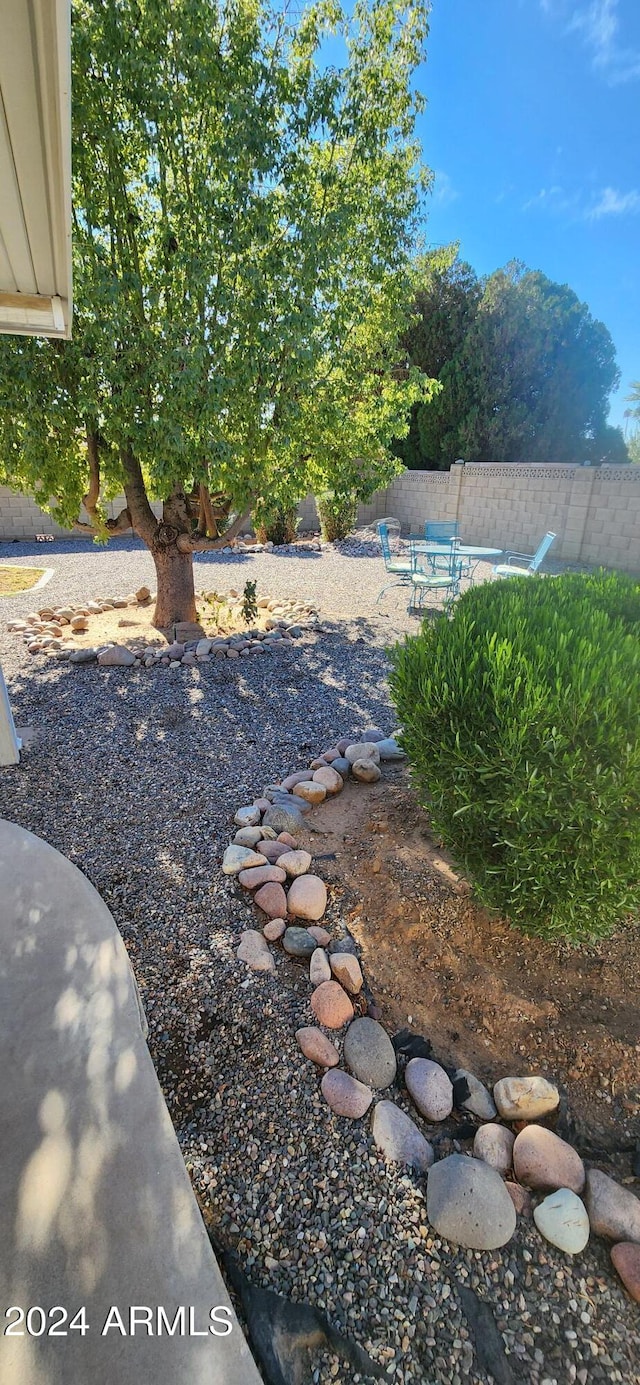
377, 519, 401, 565
412, 541, 462, 580
425, 520, 459, 542
529, 531, 556, 572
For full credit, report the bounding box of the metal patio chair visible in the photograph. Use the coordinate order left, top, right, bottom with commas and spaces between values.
492, 531, 557, 578
409, 540, 463, 615
423, 519, 473, 580
376, 519, 413, 602
424, 520, 460, 542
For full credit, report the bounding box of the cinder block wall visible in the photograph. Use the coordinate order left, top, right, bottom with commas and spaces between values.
355, 463, 640, 573
0, 488, 162, 541
2, 463, 639, 572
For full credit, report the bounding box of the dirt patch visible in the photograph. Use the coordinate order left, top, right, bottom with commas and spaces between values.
68, 605, 169, 649
45, 591, 309, 650
303, 770, 640, 1154
0, 565, 47, 595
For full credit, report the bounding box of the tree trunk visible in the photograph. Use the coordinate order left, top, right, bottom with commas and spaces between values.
120, 450, 197, 631
118, 445, 250, 632
151, 540, 197, 630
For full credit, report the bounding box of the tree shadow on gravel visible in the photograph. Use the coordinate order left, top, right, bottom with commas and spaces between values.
0, 536, 148, 560
268, 548, 321, 559
0, 627, 399, 889
193, 547, 323, 573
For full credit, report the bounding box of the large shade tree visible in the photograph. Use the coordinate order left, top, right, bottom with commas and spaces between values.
0, 0, 432, 627
398, 253, 627, 469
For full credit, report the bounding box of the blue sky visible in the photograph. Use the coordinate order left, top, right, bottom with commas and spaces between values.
419, 0, 640, 430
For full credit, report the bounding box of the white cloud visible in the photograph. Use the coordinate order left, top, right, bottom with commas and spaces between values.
522, 185, 579, 215
586, 185, 640, 217
569, 0, 619, 62
523, 181, 640, 220
431, 170, 459, 208
544, 0, 640, 83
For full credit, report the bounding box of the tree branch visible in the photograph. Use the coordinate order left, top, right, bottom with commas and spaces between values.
120, 446, 159, 546
83, 427, 102, 523
72, 507, 133, 536
176, 505, 252, 552
198, 482, 230, 538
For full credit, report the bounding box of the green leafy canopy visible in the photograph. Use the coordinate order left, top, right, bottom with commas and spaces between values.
0, 0, 434, 528
397, 253, 627, 469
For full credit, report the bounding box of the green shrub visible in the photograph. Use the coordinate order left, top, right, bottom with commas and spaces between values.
316, 490, 358, 542
389, 571, 640, 942
547, 568, 640, 633
253, 501, 299, 547
242, 579, 258, 624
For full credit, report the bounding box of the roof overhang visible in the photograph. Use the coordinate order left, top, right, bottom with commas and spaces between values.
0, 0, 72, 338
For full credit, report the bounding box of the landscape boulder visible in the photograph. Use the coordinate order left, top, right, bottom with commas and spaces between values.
343, 1018, 397, 1089
233, 806, 262, 828
277, 849, 312, 878
493, 1075, 559, 1122
312, 766, 344, 794
97, 645, 136, 667
282, 926, 316, 958
222, 845, 268, 876
292, 781, 327, 806
344, 742, 381, 765
533, 1189, 590, 1255
406, 1058, 454, 1122
295, 1027, 339, 1068
329, 952, 363, 994
321, 1069, 373, 1119
262, 805, 307, 836
310, 981, 354, 1029
287, 875, 327, 922
309, 948, 332, 985
238, 865, 286, 889
254, 882, 288, 919
236, 931, 276, 974
351, 759, 381, 784
585, 1169, 640, 1243
513, 1125, 585, 1194
454, 1069, 497, 1121
426, 1154, 517, 1250
473, 1124, 515, 1176
371, 1101, 434, 1172
611, 1243, 640, 1302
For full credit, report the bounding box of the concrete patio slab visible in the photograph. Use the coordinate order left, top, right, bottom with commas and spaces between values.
0, 819, 261, 1385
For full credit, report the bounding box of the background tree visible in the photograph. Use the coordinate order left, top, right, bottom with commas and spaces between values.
626, 380, 640, 416
628, 432, 640, 464
393, 247, 478, 469
0, 0, 431, 628
399, 255, 626, 468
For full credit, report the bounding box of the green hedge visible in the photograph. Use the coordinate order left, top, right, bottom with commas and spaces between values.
316, 491, 358, 542
253, 502, 299, 546
389, 571, 640, 942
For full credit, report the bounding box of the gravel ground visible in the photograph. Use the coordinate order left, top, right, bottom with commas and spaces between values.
0, 531, 492, 642
1, 537, 639, 1385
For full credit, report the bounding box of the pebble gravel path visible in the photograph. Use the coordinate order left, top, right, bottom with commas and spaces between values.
1, 536, 639, 1384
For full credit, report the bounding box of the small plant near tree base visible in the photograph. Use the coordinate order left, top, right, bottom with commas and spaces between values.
390, 571, 640, 943
242, 581, 258, 624
316, 491, 359, 542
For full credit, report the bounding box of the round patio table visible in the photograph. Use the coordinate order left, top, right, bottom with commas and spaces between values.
410, 542, 502, 560
409, 541, 503, 582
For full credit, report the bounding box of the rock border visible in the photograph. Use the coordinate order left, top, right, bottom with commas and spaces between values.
7, 589, 321, 668
221, 727, 640, 1299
